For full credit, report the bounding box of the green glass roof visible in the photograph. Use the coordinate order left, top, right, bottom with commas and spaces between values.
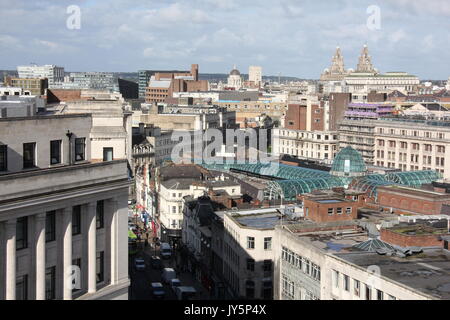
265, 177, 347, 201
200, 162, 441, 201
203, 162, 330, 180
330, 146, 367, 177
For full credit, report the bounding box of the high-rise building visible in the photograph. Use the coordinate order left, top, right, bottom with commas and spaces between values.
249, 66, 262, 87
17, 65, 65, 85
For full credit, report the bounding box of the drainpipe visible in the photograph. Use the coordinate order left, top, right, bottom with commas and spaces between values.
66, 130, 73, 165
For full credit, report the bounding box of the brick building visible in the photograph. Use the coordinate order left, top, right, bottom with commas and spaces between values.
377, 185, 450, 216
302, 191, 361, 223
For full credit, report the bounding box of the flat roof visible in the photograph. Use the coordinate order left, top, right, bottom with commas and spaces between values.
334, 249, 450, 300
234, 212, 281, 229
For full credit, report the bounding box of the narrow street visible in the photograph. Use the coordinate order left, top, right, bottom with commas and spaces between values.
128, 225, 211, 300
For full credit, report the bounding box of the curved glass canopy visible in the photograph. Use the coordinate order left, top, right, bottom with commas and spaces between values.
201, 162, 442, 201
203, 162, 330, 180
265, 177, 347, 201
330, 146, 367, 177
385, 170, 443, 187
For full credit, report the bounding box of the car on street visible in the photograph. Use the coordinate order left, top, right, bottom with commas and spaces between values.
150, 256, 163, 270
170, 278, 181, 292
134, 258, 146, 271
175, 286, 197, 300
151, 282, 165, 299
160, 242, 172, 259
161, 268, 177, 284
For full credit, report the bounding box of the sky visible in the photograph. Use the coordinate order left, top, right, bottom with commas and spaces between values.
0, 0, 449, 79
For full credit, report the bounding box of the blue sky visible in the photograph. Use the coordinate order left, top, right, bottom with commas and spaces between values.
0, 0, 449, 79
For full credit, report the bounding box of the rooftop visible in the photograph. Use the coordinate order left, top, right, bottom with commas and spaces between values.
334, 249, 450, 300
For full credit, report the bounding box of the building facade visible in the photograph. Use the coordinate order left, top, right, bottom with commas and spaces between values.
17, 65, 65, 86
0, 114, 130, 300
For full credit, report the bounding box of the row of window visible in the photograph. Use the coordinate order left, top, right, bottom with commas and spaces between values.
246, 259, 272, 272
247, 236, 272, 250
16, 253, 105, 300
16, 201, 105, 250
377, 128, 446, 139
333, 270, 396, 300
281, 247, 321, 282
377, 140, 446, 153
281, 274, 319, 300
0, 138, 87, 172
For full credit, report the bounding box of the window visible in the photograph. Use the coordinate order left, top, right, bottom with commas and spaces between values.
377, 289, 384, 300
263, 260, 272, 272
45, 211, 56, 242
365, 285, 372, 300
245, 280, 255, 299
172, 206, 177, 214
72, 259, 81, 292
262, 280, 272, 300
354, 279, 360, 297
333, 270, 340, 288
247, 237, 255, 249
23, 142, 36, 168
282, 275, 295, 299
346, 207, 352, 214
336, 207, 343, 215
264, 237, 272, 250
50, 140, 61, 165
72, 205, 81, 235
16, 275, 28, 300
0, 145, 7, 171
328, 208, 334, 215
96, 200, 104, 229
45, 267, 56, 300
343, 274, 350, 291
246, 259, 255, 271
16, 217, 28, 250
103, 147, 113, 161
75, 138, 86, 161
96, 251, 104, 283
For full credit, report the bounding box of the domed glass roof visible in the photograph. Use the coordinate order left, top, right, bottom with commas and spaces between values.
330, 146, 367, 177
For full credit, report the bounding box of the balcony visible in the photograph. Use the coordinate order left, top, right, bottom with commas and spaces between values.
0, 160, 129, 205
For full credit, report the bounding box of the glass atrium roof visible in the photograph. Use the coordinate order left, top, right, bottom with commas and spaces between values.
201, 160, 442, 201
202, 162, 330, 180
353, 239, 395, 252
265, 177, 347, 201
330, 146, 367, 177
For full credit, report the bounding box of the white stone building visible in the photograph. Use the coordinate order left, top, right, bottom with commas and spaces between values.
220, 207, 283, 299
249, 66, 262, 87
272, 128, 339, 164
0, 114, 130, 300
227, 66, 243, 90
17, 65, 65, 86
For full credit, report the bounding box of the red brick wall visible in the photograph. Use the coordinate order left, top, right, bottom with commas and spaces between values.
310, 104, 324, 131
285, 104, 306, 130
377, 190, 450, 215
380, 228, 447, 247
304, 199, 358, 223
47, 89, 83, 103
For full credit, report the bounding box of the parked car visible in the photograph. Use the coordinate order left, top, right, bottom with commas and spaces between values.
170, 278, 181, 292
134, 258, 146, 271
150, 256, 163, 270
175, 286, 197, 300
160, 242, 172, 259
161, 268, 176, 284
151, 282, 165, 299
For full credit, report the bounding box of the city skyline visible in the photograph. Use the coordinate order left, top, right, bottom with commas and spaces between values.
1, 0, 450, 79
